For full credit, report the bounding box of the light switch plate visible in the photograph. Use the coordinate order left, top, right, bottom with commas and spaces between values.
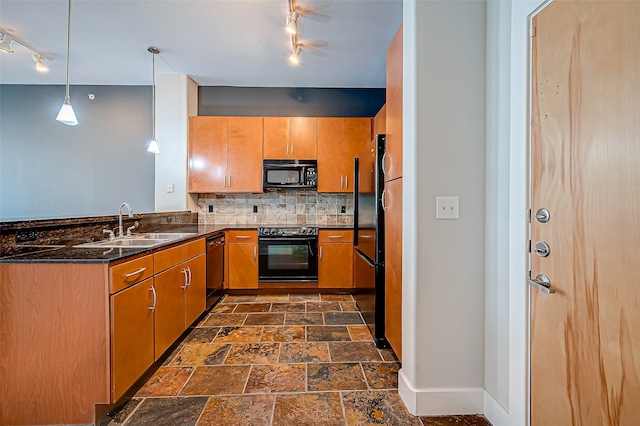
436, 196, 459, 219
166, 183, 174, 193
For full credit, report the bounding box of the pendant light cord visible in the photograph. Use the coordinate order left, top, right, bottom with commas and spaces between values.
152, 51, 156, 140
64, 0, 72, 101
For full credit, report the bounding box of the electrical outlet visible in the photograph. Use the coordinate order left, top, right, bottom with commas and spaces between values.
208, 205, 214, 213
166, 183, 174, 193
436, 196, 459, 219
253, 205, 258, 213
16, 229, 37, 243
340, 205, 346, 214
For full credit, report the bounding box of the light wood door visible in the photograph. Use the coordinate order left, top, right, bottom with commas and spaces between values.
188, 116, 227, 192
530, 2, 640, 425
263, 117, 290, 159
385, 25, 402, 181
153, 264, 187, 359
228, 243, 259, 289
384, 177, 402, 361
290, 117, 317, 159
317, 118, 345, 192
227, 116, 263, 192
318, 230, 354, 289
111, 278, 154, 401
184, 253, 206, 327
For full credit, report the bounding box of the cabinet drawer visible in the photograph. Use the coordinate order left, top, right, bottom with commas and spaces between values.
227, 230, 258, 243
110, 255, 154, 294
185, 238, 206, 260
318, 230, 353, 243
154, 244, 185, 274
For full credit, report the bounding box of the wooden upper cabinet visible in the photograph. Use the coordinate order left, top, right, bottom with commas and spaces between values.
227, 117, 263, 192
386, 25, 403, 181
264, 117, 317, 159
188, 116, 227, 193
318, 117, 371, 193
290, 117, 317, 159
374, 104, 387, 136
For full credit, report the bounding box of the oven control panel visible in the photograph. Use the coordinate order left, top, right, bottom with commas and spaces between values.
258, 227, 318, 237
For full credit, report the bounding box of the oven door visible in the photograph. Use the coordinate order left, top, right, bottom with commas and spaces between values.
258, 237, 318, 282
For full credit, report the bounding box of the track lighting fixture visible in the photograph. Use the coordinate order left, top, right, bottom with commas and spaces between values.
147, 46, 160, 154
56, 0, 78, 126
289, 43, 301, 64
0, 27, 53, 72
286, 11, 298, 35
32, 54, 48, 72
0, 33, 13, 53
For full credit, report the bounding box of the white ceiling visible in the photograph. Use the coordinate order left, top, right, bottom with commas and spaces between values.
0, 0, 402, 87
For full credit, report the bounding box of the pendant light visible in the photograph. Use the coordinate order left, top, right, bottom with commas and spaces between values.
56, 0, 77, 126
147, 46, 160, 154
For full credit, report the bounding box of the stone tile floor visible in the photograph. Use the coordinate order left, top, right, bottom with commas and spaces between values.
107, 293, 491, 426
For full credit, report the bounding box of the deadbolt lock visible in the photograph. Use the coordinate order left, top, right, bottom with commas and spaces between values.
535, 208, 550, 223
534, 241, 550, 257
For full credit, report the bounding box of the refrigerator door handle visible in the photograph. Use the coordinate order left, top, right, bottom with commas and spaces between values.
355, 248, 376, 267
381, 188, 388, 212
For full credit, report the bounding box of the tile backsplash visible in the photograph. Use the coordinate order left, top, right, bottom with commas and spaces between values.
196, 192, 354, 225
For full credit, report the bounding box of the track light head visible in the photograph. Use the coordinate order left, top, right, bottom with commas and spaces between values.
0, 33, 13, 53
32, 54, 48, 72
286, 11, 298, 35
289, 44, 301, 64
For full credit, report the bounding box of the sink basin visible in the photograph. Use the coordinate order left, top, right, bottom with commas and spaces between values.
77, 238, 169, 248
75, 232, 196, 249
132, 232, 196, 240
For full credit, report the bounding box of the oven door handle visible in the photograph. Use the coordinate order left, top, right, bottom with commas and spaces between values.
258, 237, 318, 242
307, 241, 314, 256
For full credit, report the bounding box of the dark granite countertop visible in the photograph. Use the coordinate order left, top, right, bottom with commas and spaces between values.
0, 224, 353, 264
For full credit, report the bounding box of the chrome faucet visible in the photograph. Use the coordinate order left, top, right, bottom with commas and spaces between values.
117, 202, 133, 238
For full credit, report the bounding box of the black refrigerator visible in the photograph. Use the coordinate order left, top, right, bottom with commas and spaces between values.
353, 134, 388, 348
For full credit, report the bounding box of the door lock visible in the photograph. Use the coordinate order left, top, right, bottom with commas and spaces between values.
535, 208, 550, 223
534, 241, 550, 257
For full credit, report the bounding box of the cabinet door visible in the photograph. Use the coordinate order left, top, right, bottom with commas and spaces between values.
384, 177, 402, 360
263, 117, 290, 159
185, 254, 206, 327
290, 117, 317, 159
111, 278, 155, 401
318, 242, 353, 288
374, 104, 387, 136
317, 118, 345, 192
154, 264, 187, 360
228, 243, 259, 289
385, 25, 403, 180
227, 117, 264, 192
342, 118, 372, 192
188, 116, 227, 192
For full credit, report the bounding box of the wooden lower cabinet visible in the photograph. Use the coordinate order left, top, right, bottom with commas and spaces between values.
154, 263, 188, 360
111, 278, 155, 401
185, 253, 206, 326
228, 241, 259, 289
318, 230, 354, 288
384, 177, 402, 361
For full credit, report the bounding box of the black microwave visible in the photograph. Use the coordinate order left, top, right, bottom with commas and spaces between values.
263, 160, 317, 190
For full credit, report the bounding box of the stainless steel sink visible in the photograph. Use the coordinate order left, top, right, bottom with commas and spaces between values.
75, 232, 196, 248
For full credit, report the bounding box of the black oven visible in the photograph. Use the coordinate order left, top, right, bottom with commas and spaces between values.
258, 227, 318, 282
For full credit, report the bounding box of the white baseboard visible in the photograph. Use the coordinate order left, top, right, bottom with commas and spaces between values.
483, 391, 510, 426
398, 369, 484, 416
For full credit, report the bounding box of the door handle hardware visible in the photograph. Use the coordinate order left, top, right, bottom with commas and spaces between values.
320, 246, 323, 260
291, 142, 294, 155
534, 241, 550, 257
340, 176, 344, 188
382, 152, 388, 176
124, 267, 146, 278
381, 188, 388, 212
345, 175, 348, 188
535, 208, 550, 223
254, 246, 257, 261
236, 235, 251, 239
228, 175, 231, 188
186, 266, 192, 288
328, 235, 343, 239
528, 274, 554, 294
286, 143, 289, 155
149, 285, 157, 311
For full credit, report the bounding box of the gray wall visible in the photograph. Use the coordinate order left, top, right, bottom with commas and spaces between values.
0, 85, 155, 221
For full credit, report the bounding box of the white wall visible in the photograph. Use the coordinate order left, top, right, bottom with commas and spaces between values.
154, 74, 198, 212
400, 0, 487, 415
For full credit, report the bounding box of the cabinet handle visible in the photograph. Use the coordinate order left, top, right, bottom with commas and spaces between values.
381, 188, 388, 212
228, 175, 231, 188
345, 175, 348, 188
181, 268, 189, 289
149, 285, 157, 312
235, 235, 251, 239
254, 246, 257, 261
320, 246, 323, 260
124, 267, 146, 278
340, 176, 344, 188
286, 143, 289, 155
187, 266, 192, 288
328, 235, 343, 239
291, 142, 294, 155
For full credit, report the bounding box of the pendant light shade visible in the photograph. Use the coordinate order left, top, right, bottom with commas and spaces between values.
57, 0, 77, 126
147, 46, 159, 154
